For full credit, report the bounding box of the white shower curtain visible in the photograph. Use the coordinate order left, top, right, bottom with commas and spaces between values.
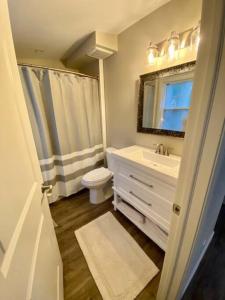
20, 66, 104, 202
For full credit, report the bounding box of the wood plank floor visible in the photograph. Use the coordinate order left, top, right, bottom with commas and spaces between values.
182, 204, 225, 300
50, 189, 164, 300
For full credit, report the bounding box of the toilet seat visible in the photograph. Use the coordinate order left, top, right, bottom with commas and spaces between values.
82, 167, 112, 187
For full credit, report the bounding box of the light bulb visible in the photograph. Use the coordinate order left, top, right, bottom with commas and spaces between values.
147, 42, 158, 65
180, 39, 186, 49
195, 35, 200, 50
148, 50, 155, 64
168, 42, 175, 59
167, 31, 179, 60
191, 22, 201, 51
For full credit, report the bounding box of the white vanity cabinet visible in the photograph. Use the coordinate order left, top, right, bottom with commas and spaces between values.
111, 146, 180, 251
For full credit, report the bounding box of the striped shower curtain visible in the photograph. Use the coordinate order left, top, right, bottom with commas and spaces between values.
20, 66, 104, 202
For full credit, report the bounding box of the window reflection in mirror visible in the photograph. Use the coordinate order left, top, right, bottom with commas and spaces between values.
161, 80, 193, 131
142, 81, 155, 128
138, 62, 195, 137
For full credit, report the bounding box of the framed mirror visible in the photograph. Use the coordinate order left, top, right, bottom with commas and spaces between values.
137, 61, 196, 137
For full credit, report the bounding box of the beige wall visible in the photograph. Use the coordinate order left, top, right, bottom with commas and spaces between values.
79, 60, 99, 77
104, 0, 202, 156
17, 57, 65, 68
17, 57, 79, 71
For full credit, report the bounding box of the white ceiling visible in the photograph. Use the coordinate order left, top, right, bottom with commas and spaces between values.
8, 0, 170, 60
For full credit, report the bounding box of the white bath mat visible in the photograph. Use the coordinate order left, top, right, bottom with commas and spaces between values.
75, 212, 159, 300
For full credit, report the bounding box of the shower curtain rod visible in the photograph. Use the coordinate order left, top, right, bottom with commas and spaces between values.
18, 63, 98, 80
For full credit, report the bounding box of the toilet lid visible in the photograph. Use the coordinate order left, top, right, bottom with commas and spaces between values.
82, 167, 112, 184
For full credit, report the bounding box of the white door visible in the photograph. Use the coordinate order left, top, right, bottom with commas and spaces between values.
0, 1, 63, 300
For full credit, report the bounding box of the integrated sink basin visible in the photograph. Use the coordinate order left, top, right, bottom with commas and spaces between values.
112, 145, 181, 181
128, 148, 179, 168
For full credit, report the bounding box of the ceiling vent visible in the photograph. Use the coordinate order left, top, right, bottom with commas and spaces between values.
64, 32, 118, 68
87, 46, 114, 60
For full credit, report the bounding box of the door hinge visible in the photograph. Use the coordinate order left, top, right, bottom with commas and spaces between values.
0, 240, 6, 254
173, 203, 181, 215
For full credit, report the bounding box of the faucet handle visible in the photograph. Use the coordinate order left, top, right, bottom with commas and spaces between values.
165, 146, 174, 156
153, 143, 160, 154
164, 147, 169, 156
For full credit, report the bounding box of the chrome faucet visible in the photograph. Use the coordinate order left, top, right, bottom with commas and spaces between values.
155, 144, 169, 156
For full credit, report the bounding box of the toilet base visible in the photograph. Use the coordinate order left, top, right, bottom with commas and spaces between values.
89, 181, 113, 204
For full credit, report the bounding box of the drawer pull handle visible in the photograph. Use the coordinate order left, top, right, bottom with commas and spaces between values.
129, 191, 152, 207
121, 200, 146, 221
129, 175, 154, 189
156, 224, 169, 236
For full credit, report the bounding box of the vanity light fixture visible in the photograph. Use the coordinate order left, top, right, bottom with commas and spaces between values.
147, 42, 158, 65
168, 31, 180, 59
191, 22, 201, 50
146, 23, 200, 65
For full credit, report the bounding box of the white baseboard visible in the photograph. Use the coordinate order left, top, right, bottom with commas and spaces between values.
180, 231, 214, 298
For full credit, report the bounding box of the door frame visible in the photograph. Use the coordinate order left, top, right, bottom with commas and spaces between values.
157, 0, 225, 299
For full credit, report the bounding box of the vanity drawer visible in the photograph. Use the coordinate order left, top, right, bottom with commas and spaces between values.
116, 162, 176, 202
116, 173, 172, 223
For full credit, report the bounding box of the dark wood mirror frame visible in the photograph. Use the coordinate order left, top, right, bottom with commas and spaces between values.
137, 61, 196, 138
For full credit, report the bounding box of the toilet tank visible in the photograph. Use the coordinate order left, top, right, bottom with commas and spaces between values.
106, 147, 117, 172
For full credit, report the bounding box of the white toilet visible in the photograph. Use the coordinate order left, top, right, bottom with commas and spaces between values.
81, 147, 116, 204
